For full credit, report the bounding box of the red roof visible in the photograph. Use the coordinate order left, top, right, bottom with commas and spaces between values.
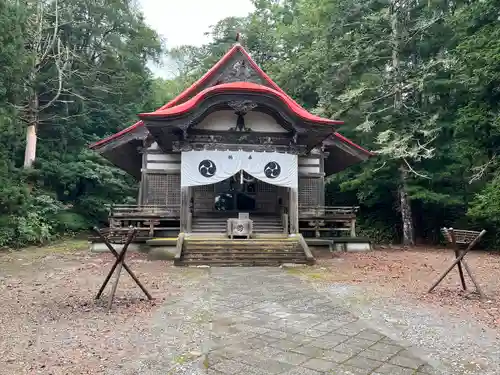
89, 43, 369, 155
332, 132, 374, 156
139, 81, 342, 125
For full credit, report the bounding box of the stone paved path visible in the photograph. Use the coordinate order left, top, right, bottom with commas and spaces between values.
112, 267, 442, 375
205, 268, 436, 375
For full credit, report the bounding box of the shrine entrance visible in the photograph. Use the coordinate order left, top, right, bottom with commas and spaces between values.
214, 171, 259, 212
193, 171, 287, 216
181, 149, 296, 228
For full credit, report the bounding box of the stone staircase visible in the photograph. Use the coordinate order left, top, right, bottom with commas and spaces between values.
191, 215, 284, 234
175, 236, 311, 266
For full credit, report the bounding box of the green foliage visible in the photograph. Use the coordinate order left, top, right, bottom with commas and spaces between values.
14, 195, 63, 246
357, 215, 400, 245
468, 176, 500, 225
175, 0, 500, 246
53, 211, 90, 233
2, 0, 500, 248
0, 0, 162, 248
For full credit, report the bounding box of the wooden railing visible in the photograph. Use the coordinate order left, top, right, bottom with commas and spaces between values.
298, 206, 358, 237
298, 205, 359, 219
96, 204, 181, 243
109, 204, 181, 218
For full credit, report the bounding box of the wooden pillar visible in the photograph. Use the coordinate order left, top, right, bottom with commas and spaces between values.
180, 186, 191, 233
350, 219, 356, 237
289, 187, 299, 234
319, 149, 328, 207
137, 148, 147, 206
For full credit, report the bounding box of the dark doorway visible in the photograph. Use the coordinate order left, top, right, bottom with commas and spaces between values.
236, 192, 256, 211
214, 172, 257, 212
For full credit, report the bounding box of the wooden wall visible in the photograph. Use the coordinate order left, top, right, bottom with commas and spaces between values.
139, 142, 325, 210
140, 142, 181, 207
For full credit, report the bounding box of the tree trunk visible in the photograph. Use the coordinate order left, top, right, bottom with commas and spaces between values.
399, 165, 415, 246
392, 1, 414, 246
23, 94, 39, 168
24, 124, 37, 168
391, 0, 401, 110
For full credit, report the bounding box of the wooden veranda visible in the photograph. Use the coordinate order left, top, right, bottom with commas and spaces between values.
90, 204, 359, 244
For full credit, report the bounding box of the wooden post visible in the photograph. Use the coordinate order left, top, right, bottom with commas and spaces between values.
289, 187, 299, 234
137, 147, 147, 205
187, 212, 192, 233
350, 219, 356, 237
449, 229, 467, 290
180, 186, 190, 233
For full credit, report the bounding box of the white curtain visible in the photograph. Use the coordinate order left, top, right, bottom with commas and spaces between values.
181, 150, 298, 188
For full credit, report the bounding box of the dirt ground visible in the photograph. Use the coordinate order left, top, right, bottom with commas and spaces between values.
0, 240, 185, 375
311, 246, 500, 330
1, 241, 500, 374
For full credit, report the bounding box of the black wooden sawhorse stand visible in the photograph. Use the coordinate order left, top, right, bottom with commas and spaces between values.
428, 227, 486, 300
94, 227, 153, 311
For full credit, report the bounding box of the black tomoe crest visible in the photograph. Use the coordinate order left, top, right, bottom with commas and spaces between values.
264, 161, 281, 178
198, 160, 216, 177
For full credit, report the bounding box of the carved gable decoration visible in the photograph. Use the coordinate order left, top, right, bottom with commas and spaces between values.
213, 55, 265, 86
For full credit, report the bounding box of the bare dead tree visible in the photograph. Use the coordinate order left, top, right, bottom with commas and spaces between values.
21, 0, 72, 168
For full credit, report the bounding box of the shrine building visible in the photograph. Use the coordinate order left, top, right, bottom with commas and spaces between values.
89, 43, 373, 266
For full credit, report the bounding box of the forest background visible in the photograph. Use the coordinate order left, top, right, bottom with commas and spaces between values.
1, 0, 499, 248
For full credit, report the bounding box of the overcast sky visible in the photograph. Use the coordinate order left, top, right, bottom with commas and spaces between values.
140, 0, 255, 77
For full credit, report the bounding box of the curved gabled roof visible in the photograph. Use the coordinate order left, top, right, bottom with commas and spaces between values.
139, 81, 343, 125
90, 43, 349, 149
89, 42, 373, 176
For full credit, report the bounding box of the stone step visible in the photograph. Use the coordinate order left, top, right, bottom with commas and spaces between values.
185, 237, 297, 242
179, 235, 306, 267
193, 221, 282, 225
182, 258, 307, 263
192, 222, 283, 226
193, 216, 281, 221
175, 260, 309, 267
183, 250, 305, 256
193, 220, 282, 225
186, 241, 296, 245
191, 226, 226, 230
185, 246, 298, 251
186, 234, 290, 239
184, 250, 303, 255
193, 219, 282, 223
192, 224, 283, 228
146, 238, 178, 246
183, 256, 306, 261
191, 229, 284, 233
185, 244, 298, 248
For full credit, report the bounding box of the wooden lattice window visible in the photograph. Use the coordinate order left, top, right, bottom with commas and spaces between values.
257, 180, 277, 192
299, 177, 322, 206
145, 174, 168, 205
166, 174, 180, 206
194, 184, 215, 193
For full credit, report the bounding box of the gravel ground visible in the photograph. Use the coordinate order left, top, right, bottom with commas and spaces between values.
293, 247, 500, 375
0, 240, 210, 375
311, 247, 500, 329
2, 241, 499, 375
